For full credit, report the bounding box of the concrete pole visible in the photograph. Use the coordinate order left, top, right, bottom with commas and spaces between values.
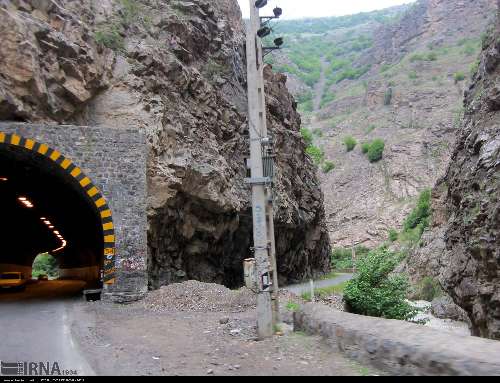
252, 5, 280, 325
246, 0, 273, 339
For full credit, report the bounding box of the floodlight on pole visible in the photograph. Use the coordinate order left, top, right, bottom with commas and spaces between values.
274, 37, 284, 47
255, 0, 268, 8
260, 5, 283, 24
257, 26, 271, 38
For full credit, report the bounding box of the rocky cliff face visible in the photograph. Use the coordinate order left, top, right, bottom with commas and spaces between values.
404, 14, 500, 339
316, 0, 496, 248
0, 0, 331, 288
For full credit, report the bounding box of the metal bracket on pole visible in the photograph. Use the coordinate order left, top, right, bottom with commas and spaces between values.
263, 47, 281, 57
245, 177, 272, 185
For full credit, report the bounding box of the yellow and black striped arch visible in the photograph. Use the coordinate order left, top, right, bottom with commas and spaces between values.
0, 131, 116, 285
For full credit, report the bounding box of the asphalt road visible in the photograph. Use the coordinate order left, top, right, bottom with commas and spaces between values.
284, 273, 354, 296
0, 281, 95, 377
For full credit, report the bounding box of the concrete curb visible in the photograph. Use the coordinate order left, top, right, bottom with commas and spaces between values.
294, 303, 500, 376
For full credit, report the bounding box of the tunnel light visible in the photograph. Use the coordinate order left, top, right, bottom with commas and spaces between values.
0, 177, 7, 181
44, 220, 51, 225
40, 217, 46, 220
18, 197, 34, 208
54, 231, 60, 235
49, 225, 54, 229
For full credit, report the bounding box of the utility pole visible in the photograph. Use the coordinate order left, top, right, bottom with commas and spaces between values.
245, 0, 282, 339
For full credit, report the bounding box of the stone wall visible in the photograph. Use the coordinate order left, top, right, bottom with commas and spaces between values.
294, 303, 500, 376
0, 122, 148, 299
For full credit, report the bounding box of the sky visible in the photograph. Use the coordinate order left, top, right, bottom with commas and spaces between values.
237, 0, 415, 20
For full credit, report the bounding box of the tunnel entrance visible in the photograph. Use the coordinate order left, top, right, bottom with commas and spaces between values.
0, 132, 116, 298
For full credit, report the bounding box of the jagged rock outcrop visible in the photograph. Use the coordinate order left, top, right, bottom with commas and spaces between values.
0, 0, 113, 121
404, 16, 500, 339
366, 0, 496, 65
0, 0, 331, 288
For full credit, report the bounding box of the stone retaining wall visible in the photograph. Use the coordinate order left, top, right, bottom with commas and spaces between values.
294, 303, 500, 376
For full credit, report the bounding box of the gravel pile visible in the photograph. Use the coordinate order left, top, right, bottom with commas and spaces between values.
142, 280, 256, 313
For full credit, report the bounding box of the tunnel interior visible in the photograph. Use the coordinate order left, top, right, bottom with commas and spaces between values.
0, 143, 104, 288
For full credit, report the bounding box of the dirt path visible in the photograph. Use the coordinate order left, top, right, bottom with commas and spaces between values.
312, 57, 329, 113
70, 302, 378, 376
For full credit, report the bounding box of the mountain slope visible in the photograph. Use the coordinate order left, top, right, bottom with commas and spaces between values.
270, 0, 497, 248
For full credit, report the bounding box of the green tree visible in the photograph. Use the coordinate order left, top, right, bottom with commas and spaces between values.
343, 248, 418, 320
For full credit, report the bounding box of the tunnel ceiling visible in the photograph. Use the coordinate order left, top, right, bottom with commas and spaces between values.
0, 143, 103, 268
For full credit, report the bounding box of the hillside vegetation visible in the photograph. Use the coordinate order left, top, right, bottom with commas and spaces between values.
268, 0, 496, 248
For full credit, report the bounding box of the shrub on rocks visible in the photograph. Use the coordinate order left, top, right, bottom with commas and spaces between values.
367, 139, 385, 162
361, 139, 385, 162
343, 136, 357, 152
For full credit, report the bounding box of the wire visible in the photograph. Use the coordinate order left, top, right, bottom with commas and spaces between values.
248, 120, 264, 139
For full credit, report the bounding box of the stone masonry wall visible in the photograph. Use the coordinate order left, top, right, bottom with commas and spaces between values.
0, 122, 148, 299
295, 303, 500, 376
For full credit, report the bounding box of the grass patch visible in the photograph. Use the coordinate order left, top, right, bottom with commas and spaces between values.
454, 71, 466, 83
409, 51, 438, 62
95, 27, 124, 52
286, 301, 300, 312
388, 229, 399, 242
322, 160, 335, 174
343, 136, 358, 152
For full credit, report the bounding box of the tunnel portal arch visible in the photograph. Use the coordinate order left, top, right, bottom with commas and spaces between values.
0, 131, 116, 284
